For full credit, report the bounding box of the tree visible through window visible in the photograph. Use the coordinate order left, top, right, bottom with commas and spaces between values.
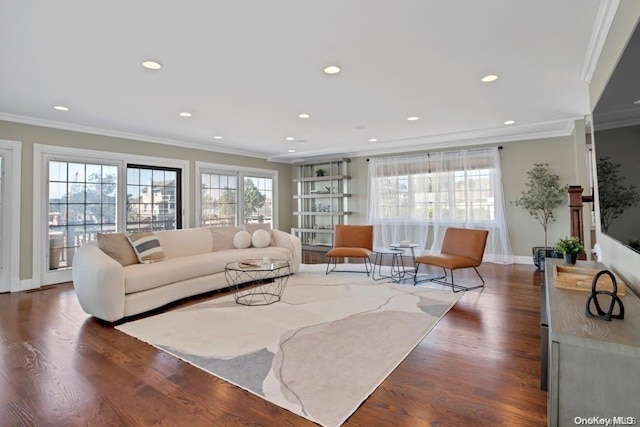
201, 173, 238, 226
48, 161, 117, 270
244, 176, 271, 224
200, 172, 274, 227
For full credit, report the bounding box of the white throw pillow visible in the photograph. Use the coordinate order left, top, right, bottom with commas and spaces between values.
233, 230, 252, 249
251, 229, 271, 248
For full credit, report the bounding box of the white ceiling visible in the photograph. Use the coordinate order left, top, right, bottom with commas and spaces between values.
0, 1, 610, 162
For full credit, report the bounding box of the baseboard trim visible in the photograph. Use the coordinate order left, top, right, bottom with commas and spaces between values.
19, 279, 38, 292
514, 255, 534, 265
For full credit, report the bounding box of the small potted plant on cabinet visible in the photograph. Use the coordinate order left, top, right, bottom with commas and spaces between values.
554, 236, 585, 265
513, 162, 566, 271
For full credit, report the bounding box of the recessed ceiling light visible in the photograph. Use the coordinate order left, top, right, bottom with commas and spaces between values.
53, 105, 69, 111
142, 60, 162, 70
285, 136, 295, 141
407, 116, 420, 121
481, 74, 499, 83
323, 65, 341, 74
288, 149, 296, 153
634, 99, 640, 105
504, 120, 516, 125
213, 135, 223, 140
179, 112, 192, 117
298, 113, 310, 119
369, 138, 378, 142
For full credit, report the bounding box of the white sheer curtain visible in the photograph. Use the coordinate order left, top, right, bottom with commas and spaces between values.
367, 154, 431, 252
428, 147, 514, 264
367, 147, 514, 264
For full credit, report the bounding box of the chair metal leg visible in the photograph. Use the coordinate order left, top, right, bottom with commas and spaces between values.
413, 264, 485, 292
413, 263, 446, 285
326, 256, 372, 276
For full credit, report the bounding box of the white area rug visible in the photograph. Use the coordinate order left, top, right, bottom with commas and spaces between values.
116, 264, 462, 427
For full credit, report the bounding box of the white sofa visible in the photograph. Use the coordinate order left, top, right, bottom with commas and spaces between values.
72, 226, 301, 322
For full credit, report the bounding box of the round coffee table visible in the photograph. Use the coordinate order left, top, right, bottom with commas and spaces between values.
224, 259, 290, 305
372, 247, 408, 282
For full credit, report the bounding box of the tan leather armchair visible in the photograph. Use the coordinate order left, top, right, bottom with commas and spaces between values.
326, 225, 373, 275
414, 227, 488, 292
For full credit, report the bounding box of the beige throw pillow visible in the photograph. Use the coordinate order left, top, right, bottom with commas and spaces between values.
127, 232, 167, 263
210, 226, 243, 251
97, 233, 139, 267
244, 223, 271, 233
244, 223, 274, 246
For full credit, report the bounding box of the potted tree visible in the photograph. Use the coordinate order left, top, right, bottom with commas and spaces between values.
513, 163, 566, 271
554, 236, 585, 265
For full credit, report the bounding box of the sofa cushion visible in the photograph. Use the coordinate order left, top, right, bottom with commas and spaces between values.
233, 230, 252, 249
244, 222, 271, 233
97, 233, 138, 266
155, 227, 213, 258
251, 229, 271, 248
123, 246, 293, 294
127, 232, 167, 263
210, 226, 243, 251
245, 223, 274, 245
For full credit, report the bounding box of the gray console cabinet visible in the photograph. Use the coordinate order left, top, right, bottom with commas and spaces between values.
544, 258, 640, 426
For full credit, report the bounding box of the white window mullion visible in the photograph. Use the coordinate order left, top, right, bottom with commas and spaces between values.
117, 160, 127, 232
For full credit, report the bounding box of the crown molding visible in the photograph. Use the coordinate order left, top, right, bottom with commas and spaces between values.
581, 0, 620, 83
270, 119, 579, 163
0, 112, 268, 160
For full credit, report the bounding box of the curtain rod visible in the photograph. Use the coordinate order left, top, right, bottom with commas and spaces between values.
366, 145, 502, 161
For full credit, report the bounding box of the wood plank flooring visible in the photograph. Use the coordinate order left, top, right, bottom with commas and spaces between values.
0, 263, 547, 426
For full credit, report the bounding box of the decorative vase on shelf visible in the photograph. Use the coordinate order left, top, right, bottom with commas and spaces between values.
564, 253, 577, 265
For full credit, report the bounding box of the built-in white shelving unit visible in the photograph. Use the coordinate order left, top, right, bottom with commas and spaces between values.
292, 158, 351, 252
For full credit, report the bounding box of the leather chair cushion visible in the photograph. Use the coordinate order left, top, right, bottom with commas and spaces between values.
326, 247, 372, 258
415, 253, 480, 270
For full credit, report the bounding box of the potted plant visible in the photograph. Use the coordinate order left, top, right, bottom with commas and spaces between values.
315, 168, 326, 177
513, 163, 566, 271
554, 236, 585, 265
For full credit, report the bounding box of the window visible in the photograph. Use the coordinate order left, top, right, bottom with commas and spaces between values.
48, 161, 118, 270
127, 165, 181, 231
244, 175, 273, 225
201, 172, 238, 226
197, 163, 278, 228
429, 168, 495, 222
35, 145, 189, 285
367, 147, 513, 263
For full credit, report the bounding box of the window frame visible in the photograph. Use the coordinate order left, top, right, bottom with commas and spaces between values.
33, 144, 189, 286
0, 139, 22, 292
126, 164, 183, 231
195, 162, 278, 229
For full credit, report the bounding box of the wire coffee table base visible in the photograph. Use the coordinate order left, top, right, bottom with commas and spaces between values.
225, 260, 291, 306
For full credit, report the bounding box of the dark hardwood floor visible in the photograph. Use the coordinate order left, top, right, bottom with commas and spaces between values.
0, 263, 547, 426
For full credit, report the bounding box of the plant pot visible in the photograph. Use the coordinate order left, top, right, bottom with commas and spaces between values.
532, 246, 563, 271
564, 253, 577, 265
